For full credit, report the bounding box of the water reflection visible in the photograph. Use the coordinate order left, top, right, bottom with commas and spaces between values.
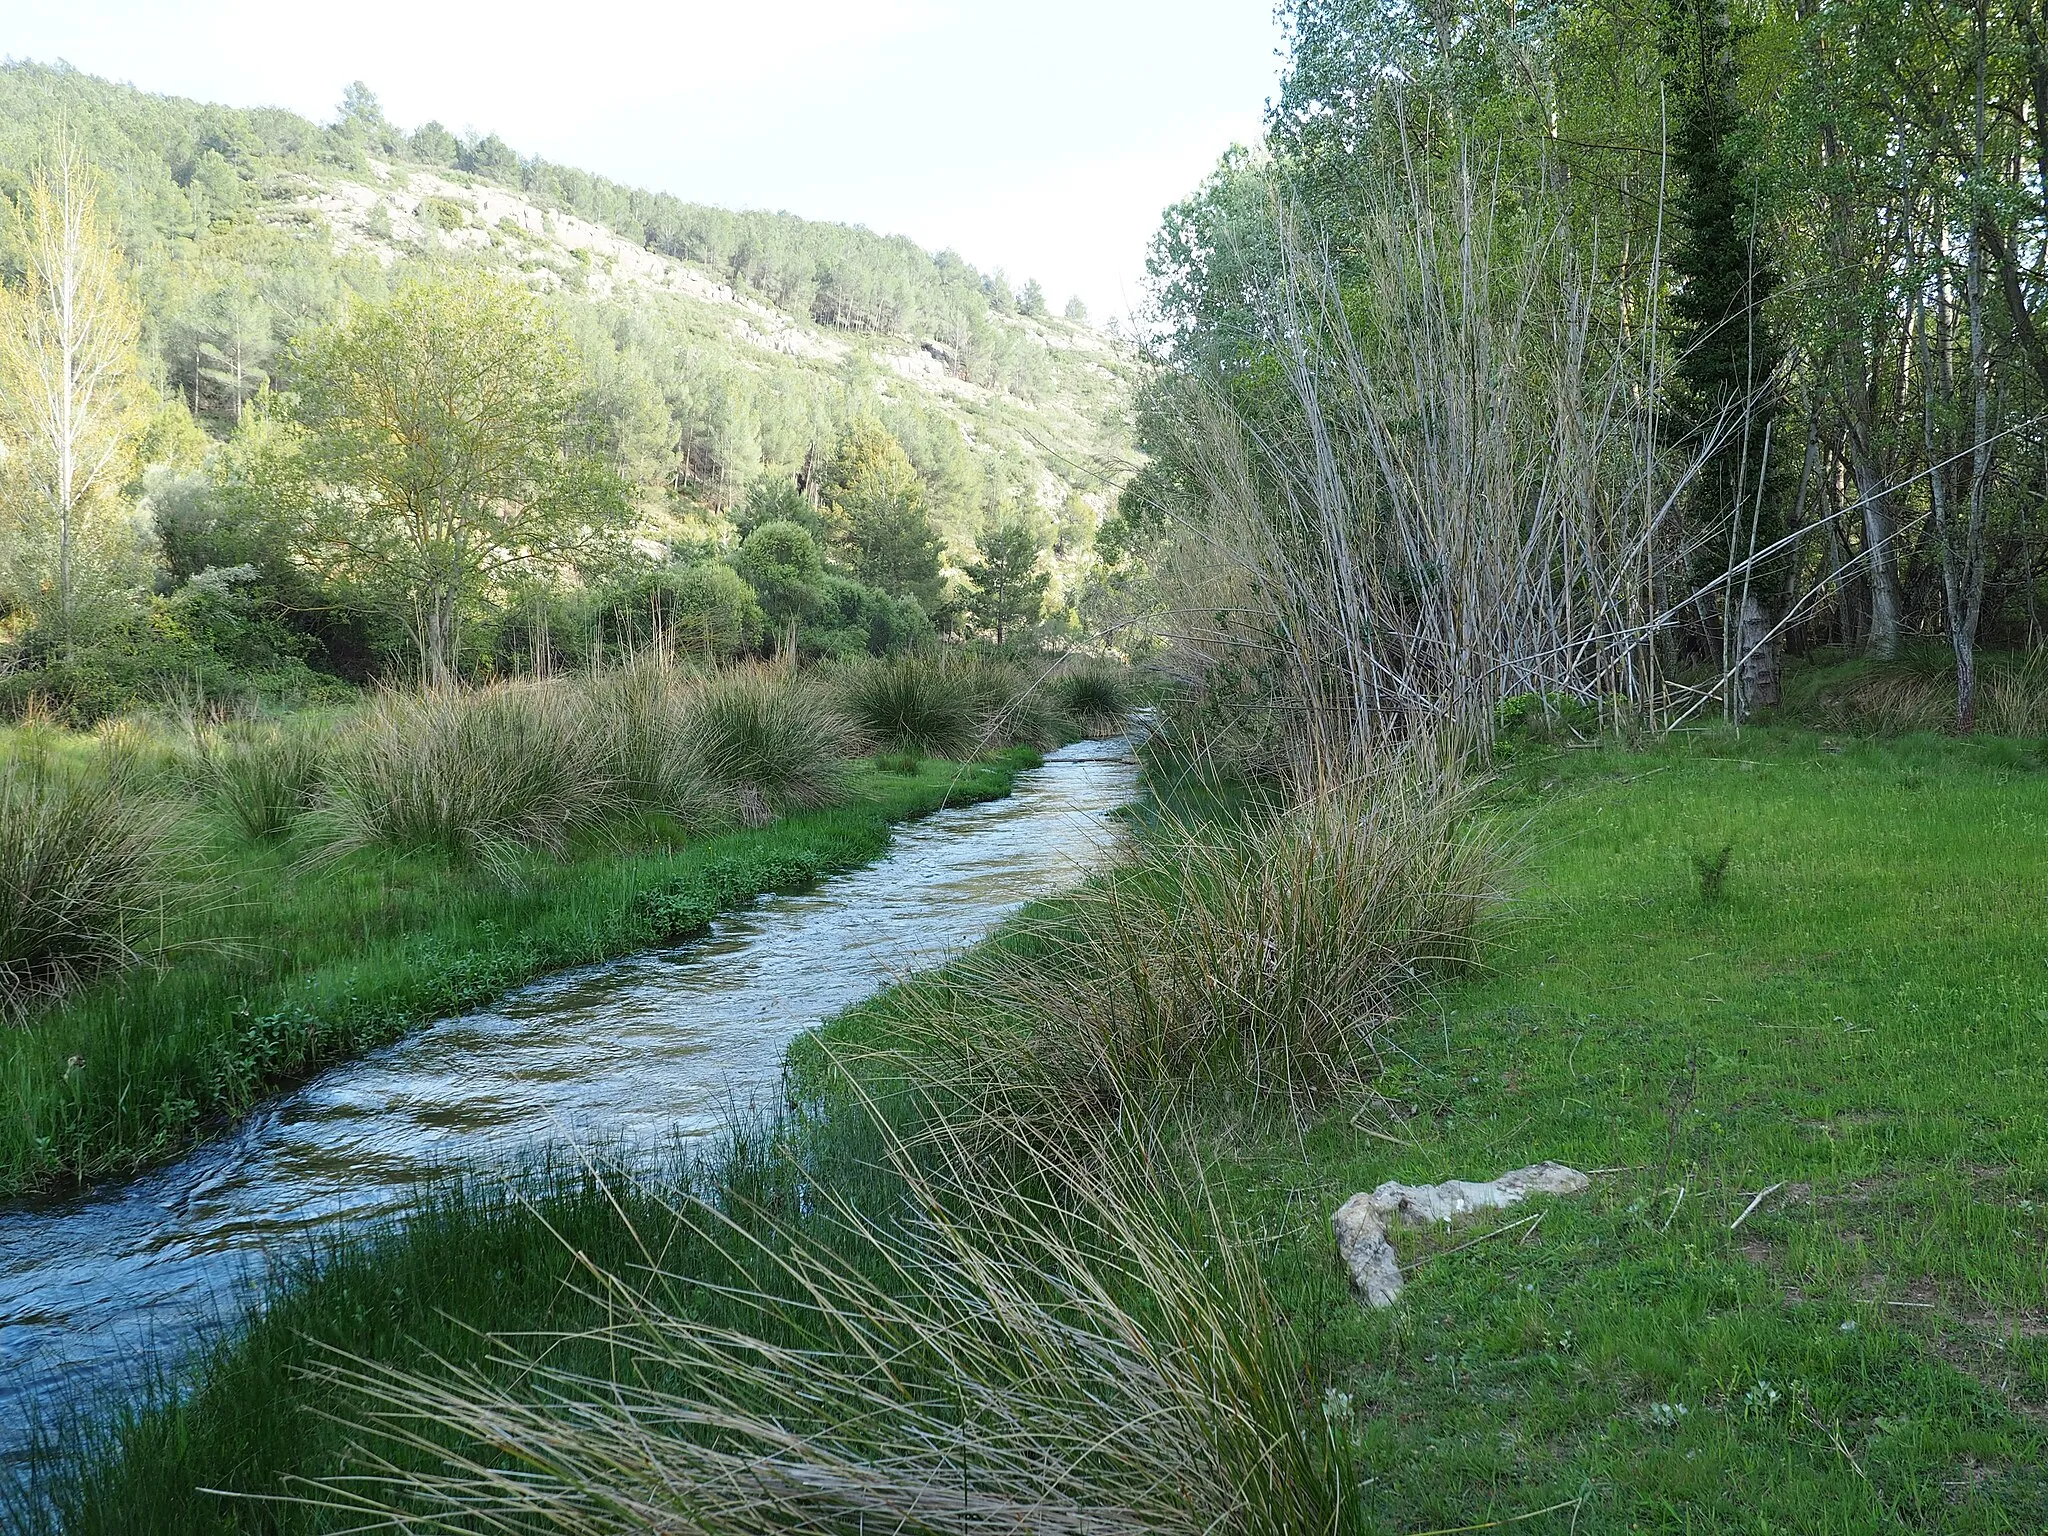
0, 741, 1134, 1466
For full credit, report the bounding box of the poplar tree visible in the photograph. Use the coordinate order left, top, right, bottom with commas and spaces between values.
0, 148, 153, 652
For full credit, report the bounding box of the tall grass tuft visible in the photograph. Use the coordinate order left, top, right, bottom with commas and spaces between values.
682, 665, 848, 823
1052, 659, 1134, 736
1801, 653, 2048, 737
302, 1109, 1362, 1536
190, 721, 325, 841
583, 654, 727, 827
828, 650, 986, 758
312, 683, 612, 873
899, 754, 1500, 1116
0, 761, 177, 1019
961, 652, 1064, 750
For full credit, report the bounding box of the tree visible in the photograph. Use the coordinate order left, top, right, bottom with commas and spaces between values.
964, 521, 1048, 644
735, 519, 824, 656
1019, 278, 1048, 317
821, 419, 944, 606
288, 271, 628, 686
0, 147, 154, 651
734, 474, 824, 541
1664, 0, 1789, 710
1063, 295, 1089, 324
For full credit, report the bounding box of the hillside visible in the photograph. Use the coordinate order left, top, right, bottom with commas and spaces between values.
0, 62, 1139, 596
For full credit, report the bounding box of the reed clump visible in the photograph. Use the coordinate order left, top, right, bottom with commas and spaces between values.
311, 683, 614, 873
828, 649, 988, 758
0, 759, 178, 1019
899, 753, 1500, 1116
681, 664, 850, 824
582, 653, 726, 827
1051, 658, 1135, 736
190, 720, 326, 841
303, 1110, 1361, 1536
1806, 654, 2048, 737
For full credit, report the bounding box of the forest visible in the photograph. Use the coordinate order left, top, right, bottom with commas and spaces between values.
0, 60, 1131, 721
3, 2, 2048, 1533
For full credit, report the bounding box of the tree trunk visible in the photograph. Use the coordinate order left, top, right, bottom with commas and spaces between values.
1736, 589, 1779, 713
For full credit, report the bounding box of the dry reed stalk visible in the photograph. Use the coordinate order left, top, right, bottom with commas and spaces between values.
1149, 133, 1724, 766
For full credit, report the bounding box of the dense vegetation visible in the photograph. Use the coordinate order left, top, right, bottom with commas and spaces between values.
0, 62, 1136, 722
1107, 0, 2048, 736
8, 5, 2048, 1534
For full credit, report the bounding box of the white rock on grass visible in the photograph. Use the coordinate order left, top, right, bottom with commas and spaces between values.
1331, 1161, 1591, 1307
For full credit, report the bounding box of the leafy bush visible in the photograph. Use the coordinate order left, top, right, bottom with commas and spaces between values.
312, 683, 613, 872
0, 760, 177, 1018
191, 721, 326, 840
680, 666, 849, 822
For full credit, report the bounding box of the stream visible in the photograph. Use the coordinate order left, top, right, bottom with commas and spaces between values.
0, 739, 1136, 1471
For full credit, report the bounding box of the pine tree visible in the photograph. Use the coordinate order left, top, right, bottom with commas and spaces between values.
965, 522, 1048, 644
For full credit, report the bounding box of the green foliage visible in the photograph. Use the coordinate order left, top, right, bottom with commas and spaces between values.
733, 476, 824, 541
821, 419, 944, 606
800, 574, 932, 660
964, 521, 1049, 643
734, 520, 825, 652
287, 271, 631, 685
0, 757, 176, 1019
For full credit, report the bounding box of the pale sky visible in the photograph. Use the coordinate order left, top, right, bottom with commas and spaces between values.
0, 0, 1286, 324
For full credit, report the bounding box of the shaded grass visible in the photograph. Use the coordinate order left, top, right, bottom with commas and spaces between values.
0, 751, 1035, 1197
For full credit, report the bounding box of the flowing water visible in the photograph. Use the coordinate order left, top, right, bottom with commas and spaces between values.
0, 740, 1136, 1470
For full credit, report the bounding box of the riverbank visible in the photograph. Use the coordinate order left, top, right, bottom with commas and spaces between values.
22, 727, 2048, 1533
1, 749, 1037, 1199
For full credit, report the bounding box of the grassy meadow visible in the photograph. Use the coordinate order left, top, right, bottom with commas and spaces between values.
22, 723, 2046, 1533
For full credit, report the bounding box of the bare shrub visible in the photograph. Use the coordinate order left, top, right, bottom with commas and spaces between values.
1147, 137, 1703, 768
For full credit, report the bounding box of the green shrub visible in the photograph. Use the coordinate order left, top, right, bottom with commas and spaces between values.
0, 761, 178, 1019
681, 666, 849, 822
312, 683, 613, 872
191, 721, 326, 840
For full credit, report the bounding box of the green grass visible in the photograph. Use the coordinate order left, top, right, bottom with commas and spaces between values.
0, 748, 1037, 1197
23, 727, 2048, 1532
1211, 726, 2048, 1530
